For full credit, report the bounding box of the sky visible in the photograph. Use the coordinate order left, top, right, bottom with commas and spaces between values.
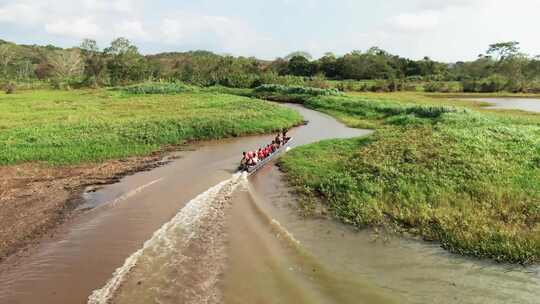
0, 0, 539, 62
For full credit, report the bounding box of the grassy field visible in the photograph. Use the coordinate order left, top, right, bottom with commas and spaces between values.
277, 91, 540, 264
0, 89, 302, 165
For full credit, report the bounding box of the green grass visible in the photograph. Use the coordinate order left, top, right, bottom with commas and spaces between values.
277, 90, 540, 264
254, 84, 342, 96
252, 84, 342, 103
0, 89, 303, 165
118, 82, 197, 94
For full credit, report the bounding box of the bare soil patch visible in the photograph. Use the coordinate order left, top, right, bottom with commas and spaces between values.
0, 150, 174, 264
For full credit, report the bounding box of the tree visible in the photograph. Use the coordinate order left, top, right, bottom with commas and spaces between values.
268, 58, 289, 75
104, 37, 144, 85
287, 55, 315, 76
80, 39, 105, 87
335, 51, 395, 80
0, 44, 16, 78
284, 51, 312, 61
14, 59, 33, 80
104, 37, 139, 56
318, 53, 338, 78
487, 41, 520, 62
48, 49, 84, 80
524, 58, 540, 80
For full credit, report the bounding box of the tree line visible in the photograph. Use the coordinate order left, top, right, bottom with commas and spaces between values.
0, 38, 539, 93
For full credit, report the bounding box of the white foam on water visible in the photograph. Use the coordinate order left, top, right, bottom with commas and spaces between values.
271, 219, 301, 246
107, 178, 163, 207
82, 178, 163, 212
87, 173, 246, 304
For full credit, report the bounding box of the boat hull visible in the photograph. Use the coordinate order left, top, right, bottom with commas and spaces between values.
240, 138, 293, 175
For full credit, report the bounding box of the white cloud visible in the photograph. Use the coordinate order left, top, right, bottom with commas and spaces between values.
0, 0, 273, 56
414, 0, 486, 10
45, 17, 100, 38
0, 2, 43, 25
0, 0, 539, 61
390, 10, 440, 32
114, 20, 148, 40
159, 11, 274, 55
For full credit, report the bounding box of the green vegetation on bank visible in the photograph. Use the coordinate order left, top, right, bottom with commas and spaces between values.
252, 84, 342, 103
276, 90, 540, 264
0, 89, 302, 165
119, 82, 197, 94
254, 84, 341, 97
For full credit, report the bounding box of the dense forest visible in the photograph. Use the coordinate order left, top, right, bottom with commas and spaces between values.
1, 38, 539, 93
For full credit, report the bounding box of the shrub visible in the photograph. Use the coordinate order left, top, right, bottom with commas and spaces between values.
406, 75, 424, 82
480, 75, 508, 92
120, 82, 196, 94
461, 79, 478, 92
525, 82, 540, 93
336, 80, 357, 92
371, 80, 391, 92
402, 82, 419, 91
253, 84, 342, 97
218, 73, 259, 88
4, 82, 15, 94
424, 82, 444, 92
424, 81, 463, 93
306, 74, 330, 89
259, 74, 306, 87
462, 75, 508, 93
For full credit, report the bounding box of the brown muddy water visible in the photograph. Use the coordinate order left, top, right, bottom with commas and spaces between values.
0, 104, 539, 304
473, 97, 540, 113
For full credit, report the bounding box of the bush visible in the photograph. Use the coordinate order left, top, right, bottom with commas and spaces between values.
258, 73, 306, 87
480, 75, 508, 92
120, 82, 196, 94
253, 84, 342, 97
371, 80, 391, 92
402, 82, 419, 91
524, 82, 540, 93
3, 82, 15, 94
462, 75, 508, 93
217, 73, 259, 88
424, 82, 443, 92
424, 81, 463, 93
306, 74, 330, 89
336, 80, 357, 92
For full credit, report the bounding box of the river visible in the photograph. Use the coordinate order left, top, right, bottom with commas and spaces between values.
474, 97, 540, 113
0, 104, 538, 304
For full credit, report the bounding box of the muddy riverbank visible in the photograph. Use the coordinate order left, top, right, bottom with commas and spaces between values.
0, 149, 176, 264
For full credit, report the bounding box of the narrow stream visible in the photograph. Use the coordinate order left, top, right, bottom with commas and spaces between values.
0, 104, 538, 304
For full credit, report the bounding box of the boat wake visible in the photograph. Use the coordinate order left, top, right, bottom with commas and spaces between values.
88, 172, 247, 304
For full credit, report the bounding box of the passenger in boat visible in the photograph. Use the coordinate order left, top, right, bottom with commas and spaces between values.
282, 128, 290, 143
241, 151, 249, 167
258, 148, 265, 160
248, 152, 258, 166
253, 151, 259, 163
275, 134, 282, 146
270, 141, 277, 153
